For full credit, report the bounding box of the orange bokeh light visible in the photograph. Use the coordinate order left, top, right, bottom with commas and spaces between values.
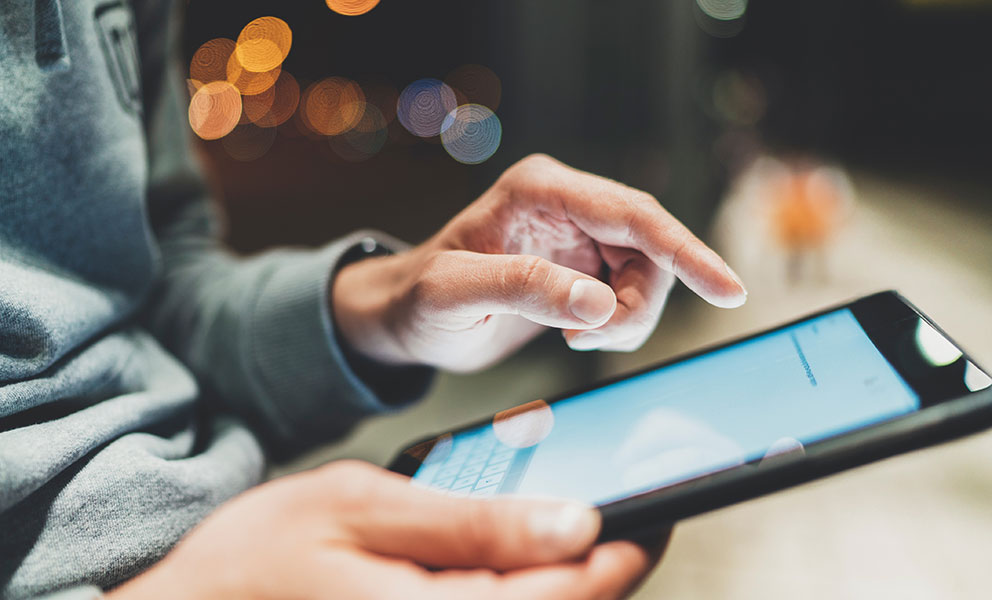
246, 71, 300, 128
242, 86, 276, 124
226, 51, 281, 96
235, 17, 292, 73
302, 77, 365, 135
189, 80, 242, 140
326, 0, 380, 16
190, 38, 236, 83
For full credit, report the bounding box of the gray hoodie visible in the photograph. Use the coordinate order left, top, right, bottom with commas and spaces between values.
0, 1, 430, 597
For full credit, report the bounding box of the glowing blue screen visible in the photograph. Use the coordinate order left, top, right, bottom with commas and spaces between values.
413, 309, 919, 505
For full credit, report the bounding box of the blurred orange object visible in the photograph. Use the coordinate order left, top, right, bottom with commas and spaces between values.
712, 155, 856, 287
769, 166, 849, 252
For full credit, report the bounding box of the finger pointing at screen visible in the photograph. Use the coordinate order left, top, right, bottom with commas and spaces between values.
332, 154, 747, 372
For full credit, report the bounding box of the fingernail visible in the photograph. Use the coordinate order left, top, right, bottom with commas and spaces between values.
724, 263, 747, 294
724, 263, 748, 307
528, 502, 600, 555
568, 279, 616, 324
568, 330, 610, 351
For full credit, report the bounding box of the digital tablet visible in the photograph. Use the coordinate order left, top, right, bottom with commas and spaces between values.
389, 291, 992, 541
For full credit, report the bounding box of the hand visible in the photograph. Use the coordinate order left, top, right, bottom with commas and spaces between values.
333, 154, 747, 371
107, 461, 655, 600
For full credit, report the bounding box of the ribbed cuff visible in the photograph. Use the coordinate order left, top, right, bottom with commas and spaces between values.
246, 231, 434, 449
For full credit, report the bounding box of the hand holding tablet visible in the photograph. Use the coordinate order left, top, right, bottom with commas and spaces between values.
392, 291, 992, 540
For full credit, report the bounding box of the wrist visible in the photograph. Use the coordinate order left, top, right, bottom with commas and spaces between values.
331, 247, 422, 366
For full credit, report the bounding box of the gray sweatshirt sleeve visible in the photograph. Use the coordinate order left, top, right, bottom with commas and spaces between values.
134, 2, 433, 455
31, 588, 103, 600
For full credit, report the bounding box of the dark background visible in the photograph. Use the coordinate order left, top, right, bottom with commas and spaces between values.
183, 0, 992, 255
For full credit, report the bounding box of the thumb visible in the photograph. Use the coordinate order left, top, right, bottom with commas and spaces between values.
426, 250, 617, 329
325, 462, 601, 570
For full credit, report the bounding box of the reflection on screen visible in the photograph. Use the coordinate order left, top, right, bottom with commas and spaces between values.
412, 309, 920, 505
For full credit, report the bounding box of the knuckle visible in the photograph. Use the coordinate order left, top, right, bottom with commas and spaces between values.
420, 250, 453, 278
322, 461, 380, 510
503, 154, 558, 187
509, 255, 551, 300
631, 190, 657, 207
519, 153, 555, 170
458, 500, 503, 564
669, 233, 691, 275
409, 252, 454, 309
620, 193, 654, 235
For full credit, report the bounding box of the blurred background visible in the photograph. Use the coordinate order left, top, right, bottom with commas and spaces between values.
183, 0, 992, 597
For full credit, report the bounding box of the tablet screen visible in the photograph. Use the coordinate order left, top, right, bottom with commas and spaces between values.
411, 308, 921, 505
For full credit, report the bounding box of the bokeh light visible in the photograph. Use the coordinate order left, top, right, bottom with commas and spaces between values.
227, 51, 281, 96
696, 0, 747, 20
235, 17, 292, 73
326, 0, 380, 17
246, 71, 300, 128
440, 104, 502, 164
694, 0, 747, 37
445, 64, 502, 111
397, 78, 458, 138
242, 86, 276, 124
188, 80, 242, 140
190, 38, 236, 83
329, 102, 388, 161
221, 123, 278, 161
302, 77, 365, 135
492, 400, 554, 449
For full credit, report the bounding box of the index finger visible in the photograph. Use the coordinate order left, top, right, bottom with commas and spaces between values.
508, 155, 747, 308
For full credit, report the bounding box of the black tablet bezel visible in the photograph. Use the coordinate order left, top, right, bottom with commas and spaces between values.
388, 291, 992, 540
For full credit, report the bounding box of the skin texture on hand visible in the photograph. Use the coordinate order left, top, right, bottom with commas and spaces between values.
106, 461, 655, 600
333, 154, 747, 372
